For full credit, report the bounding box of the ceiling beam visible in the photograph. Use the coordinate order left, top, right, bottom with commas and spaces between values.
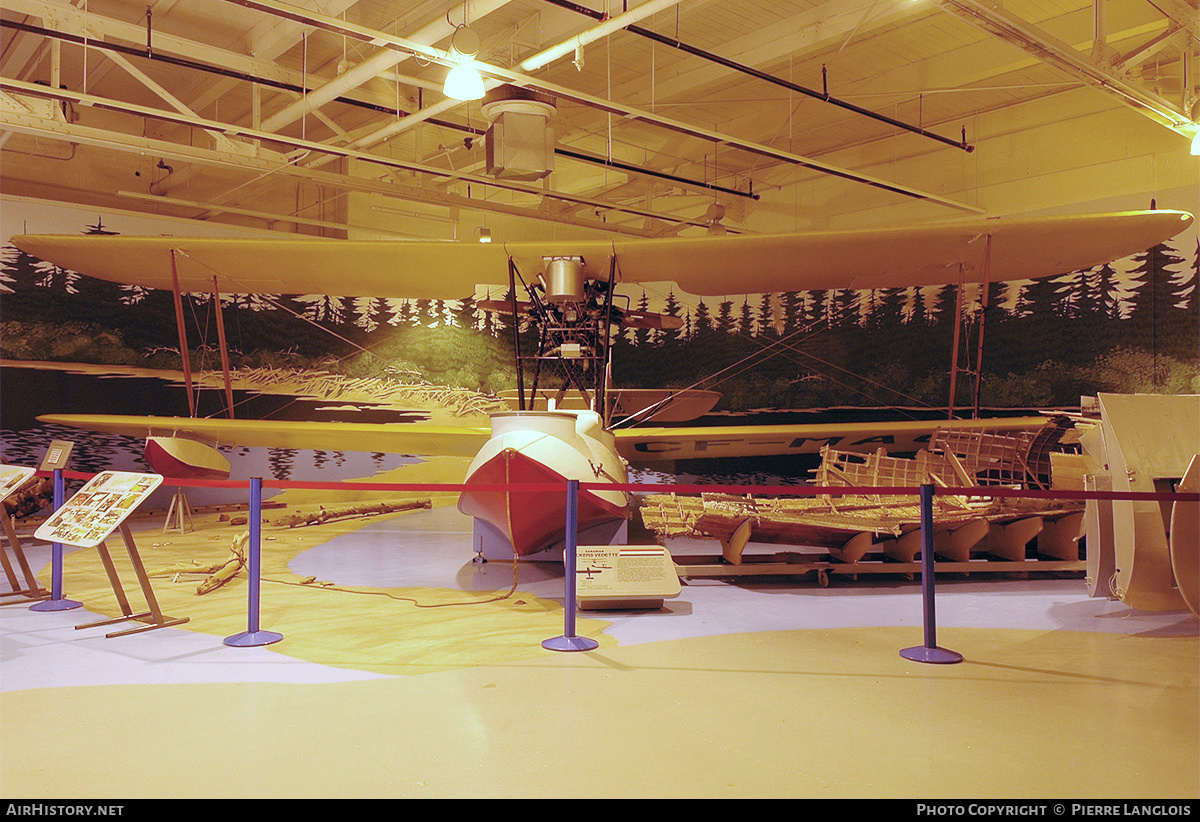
542, 0, 973, 152
0, 15, 753, 206
0, 77, 716, 234
258, 0, 515, 134
221, 0, 985, 214
3, 0, 300, 88
938, 0, 1197, 137
0, 100, 658, 237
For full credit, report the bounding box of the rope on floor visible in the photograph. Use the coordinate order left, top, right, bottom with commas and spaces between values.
259, 554, 523, 608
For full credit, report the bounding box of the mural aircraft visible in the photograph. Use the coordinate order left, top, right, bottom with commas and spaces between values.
12, 208, 1194, 557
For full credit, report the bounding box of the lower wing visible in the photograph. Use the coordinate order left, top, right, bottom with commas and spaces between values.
612, 416, 1051, 462
36, 414, 490, 458
37, 412, 1050, 465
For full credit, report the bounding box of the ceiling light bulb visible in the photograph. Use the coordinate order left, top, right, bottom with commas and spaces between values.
444, 60, 484, 101
1191, 131, 1200, 156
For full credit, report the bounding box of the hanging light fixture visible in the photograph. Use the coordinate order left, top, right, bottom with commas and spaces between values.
445, 61, 485, 100
443, 25, 484, 102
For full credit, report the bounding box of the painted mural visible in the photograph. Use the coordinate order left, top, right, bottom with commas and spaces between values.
2, 195, 1197, 417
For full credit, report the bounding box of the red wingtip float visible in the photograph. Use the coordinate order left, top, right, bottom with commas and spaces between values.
143, 436, 232, 482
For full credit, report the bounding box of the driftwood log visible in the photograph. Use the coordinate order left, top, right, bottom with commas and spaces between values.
147, 532, 248, 595
146, 498, 433, 595
274, 498, 432, 528
196, 532, 248, 595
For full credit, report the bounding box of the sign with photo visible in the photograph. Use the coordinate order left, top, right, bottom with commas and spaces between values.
34, 471, 162, 549
0, 465, 37, 502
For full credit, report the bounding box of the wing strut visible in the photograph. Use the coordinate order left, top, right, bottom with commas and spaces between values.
973, 235, 994, 418
599, 255, 619, 427
508, 257, 525, 411
946, 234, 993, 419
210, 276, 236, 419
947, 263, 966, 420
168, 248, 237, 420
169, 249, 196, 418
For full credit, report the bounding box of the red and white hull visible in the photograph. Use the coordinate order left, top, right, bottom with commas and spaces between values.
458, 410, 630, 557
144, 435, 232, 481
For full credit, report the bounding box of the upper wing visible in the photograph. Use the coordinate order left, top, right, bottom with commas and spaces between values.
11, 210, 1191, 298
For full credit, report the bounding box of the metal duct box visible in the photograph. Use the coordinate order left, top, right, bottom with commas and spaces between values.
486, 111, 554, 181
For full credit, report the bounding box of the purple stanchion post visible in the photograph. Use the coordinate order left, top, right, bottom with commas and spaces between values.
900, 482, 963, 664
30, 468, 82, 612
224, 477, 283, 647
543, 479, 599, 652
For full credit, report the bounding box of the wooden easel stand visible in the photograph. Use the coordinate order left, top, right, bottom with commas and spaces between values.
75, 522, 189, 638
0, 506, 49, 603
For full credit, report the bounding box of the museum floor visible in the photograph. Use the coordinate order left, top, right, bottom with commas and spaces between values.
1, 500, 1197, 800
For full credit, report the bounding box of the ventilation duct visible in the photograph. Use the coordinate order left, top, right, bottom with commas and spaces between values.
482, 85, 556, 181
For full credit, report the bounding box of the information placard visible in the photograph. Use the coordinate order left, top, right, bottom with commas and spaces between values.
35, 471, 163, 549
0, 465, 37, 502
576, 545, 681, 610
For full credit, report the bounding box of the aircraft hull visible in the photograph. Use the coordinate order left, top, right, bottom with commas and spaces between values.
458, 411, 630, 556
144, 436, 231, 481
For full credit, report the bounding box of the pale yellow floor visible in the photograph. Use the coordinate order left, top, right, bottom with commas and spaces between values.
2, 625, 1197, 799
2, 497, 1197, 799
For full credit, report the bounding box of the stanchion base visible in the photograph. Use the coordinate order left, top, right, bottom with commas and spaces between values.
30, 598, 83, 612
900, 645, 964, 664
224, 630, 284, 647
542, 635, 599, 652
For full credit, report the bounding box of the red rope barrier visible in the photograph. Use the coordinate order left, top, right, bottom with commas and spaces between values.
33, 469, 1199, 503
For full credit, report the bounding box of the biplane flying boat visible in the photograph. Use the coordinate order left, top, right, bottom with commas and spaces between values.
12, 208, 1194, 557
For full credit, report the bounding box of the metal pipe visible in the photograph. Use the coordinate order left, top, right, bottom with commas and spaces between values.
3, 77, 717, 232
223, 477, 283, 647
542, 479, 599, 652
898, 484, 963, 664
0, 19, 750, 199
941, 0, 1194, 136
49, 469, 65, 602
218, 0, 984, 212
261, 0, 515, 133
29, 468, 82, 612
248, 477, 262, 634
520, 0, 687, 72
554, 145, 756, 199
541, 0, 974, 152
0, 18, 758, 205
919, 484, 938, 649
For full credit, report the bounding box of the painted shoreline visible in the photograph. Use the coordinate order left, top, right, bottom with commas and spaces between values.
0, 358, 503, 425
